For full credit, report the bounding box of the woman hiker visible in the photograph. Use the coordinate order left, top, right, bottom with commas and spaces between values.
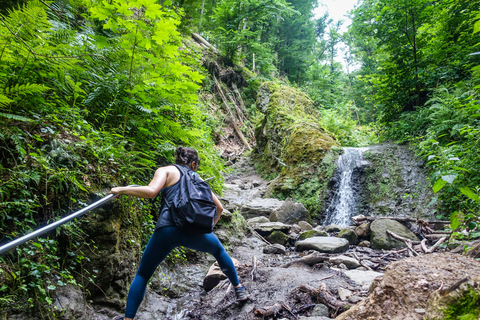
110, 146, 247, 320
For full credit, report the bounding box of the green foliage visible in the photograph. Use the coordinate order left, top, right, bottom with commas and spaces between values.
0, 0, 224, 315
443, 287, 480, 320
382, 81, 480, 231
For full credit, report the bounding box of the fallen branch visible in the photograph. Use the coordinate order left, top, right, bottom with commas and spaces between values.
248, 225, 271, 245
282, 252, 330, 268
385, 230, 421, 245
280, 301, 298, 320
254, 303, 283, 317
380, 248, 408, 259
251, 255, 258, 281
352, 252, 374, 271
386, 230, 419, 256
425, 236, 447, 254
439, 277, 468, 296
299, 283, 348, 311
315, 275, 334, 282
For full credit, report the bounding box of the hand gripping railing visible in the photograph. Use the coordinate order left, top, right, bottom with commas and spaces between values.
0, 193, 121, 255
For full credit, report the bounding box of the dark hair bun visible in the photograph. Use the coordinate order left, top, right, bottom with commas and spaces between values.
175, 146, 200, 166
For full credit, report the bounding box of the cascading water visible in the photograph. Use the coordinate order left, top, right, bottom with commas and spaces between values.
323, 147, 369, 228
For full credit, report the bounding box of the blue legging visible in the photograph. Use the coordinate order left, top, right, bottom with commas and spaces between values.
124, 226, 240, 318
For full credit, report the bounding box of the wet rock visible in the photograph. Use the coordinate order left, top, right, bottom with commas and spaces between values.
253, 222, 291, 236
295, 236, 349, 253
267, 230, 289, 245
340, 269, 383, 290
348, 295, 365, 304
358, 240, 371, 247
53, 285, 98, 319
299, 229, 328, 240
298, 221, 313, 231
263, 244, 286, 254
338, 228, 358, 245
203, 259, 240, 292
240, 198, 284, 218
269, 198, 309, 224
311, 303, 329, 317
247, 216, 270, 225
370, 219, 419, 249
338, 287, 353, 301
329, 255, 360, 269
335, 253, 480, 320
355, 223, 370, 238
325, 224, 341, 232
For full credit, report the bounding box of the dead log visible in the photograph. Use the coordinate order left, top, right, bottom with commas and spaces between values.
299, 283, 348, 311
282, 252, 330, 268
191, 33, 218, 52
352, 216, 449, 229
213, 75, 251, 150
254, 303, 283, 317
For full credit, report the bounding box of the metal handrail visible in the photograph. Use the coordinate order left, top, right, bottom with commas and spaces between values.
0, 193, 120, 255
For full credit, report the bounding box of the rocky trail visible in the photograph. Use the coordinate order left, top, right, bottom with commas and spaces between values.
112, 155, 480, 320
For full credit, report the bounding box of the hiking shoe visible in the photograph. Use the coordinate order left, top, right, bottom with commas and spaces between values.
112, 316, 124, 320
235, 286, 248, 302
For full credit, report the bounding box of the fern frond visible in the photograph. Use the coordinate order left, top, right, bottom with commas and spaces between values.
5, 83, 50, 96
0, 94, 13, 108
0, 112, 32, 122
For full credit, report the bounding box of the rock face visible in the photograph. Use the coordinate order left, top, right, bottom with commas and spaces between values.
335, 253, 480, 320
295, 236, 349, 253
355, 144, 436, 220
269, 198, 309, 224
254, 82, 339, 217
370, 219, 419, 249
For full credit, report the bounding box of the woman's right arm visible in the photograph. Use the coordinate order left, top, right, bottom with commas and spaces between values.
110, 167, 168, 198
211, 192, 223, 225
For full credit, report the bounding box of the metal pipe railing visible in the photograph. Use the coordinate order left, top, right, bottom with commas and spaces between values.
0, 193, 119, 255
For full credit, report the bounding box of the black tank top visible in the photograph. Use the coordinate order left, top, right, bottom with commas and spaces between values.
154, 165, 187, 230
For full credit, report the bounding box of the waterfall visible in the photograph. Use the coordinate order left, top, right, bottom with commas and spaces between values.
323, 147, 369, 228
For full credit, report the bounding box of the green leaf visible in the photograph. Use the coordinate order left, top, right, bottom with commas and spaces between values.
433, 179, 446, 193
450, 211, 462, 231
459, 187, 479, 201
441, 174, 456, 184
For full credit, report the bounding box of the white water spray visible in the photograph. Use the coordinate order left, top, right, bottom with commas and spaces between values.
323, 147, 369, 227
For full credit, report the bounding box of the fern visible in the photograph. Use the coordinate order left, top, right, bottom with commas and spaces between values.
0, 112, 32, 122
5, 83, 50, 96
0, 94, 13, 108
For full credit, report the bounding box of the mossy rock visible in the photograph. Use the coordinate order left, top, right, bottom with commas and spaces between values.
299, 229, 328, 240
255, 82, 339, 217
338, 228, 358, 245
267, 230, 289, 245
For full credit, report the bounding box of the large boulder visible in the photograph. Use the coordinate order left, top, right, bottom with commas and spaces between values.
370, 219, 419, 250
335, 253, 480, 320
269, 198, 309, 224
253, 222, 291, 237
267, 230, 289, 245
239, 198, 284, 219
295, 236, 349, 253
254, 82, 339, 216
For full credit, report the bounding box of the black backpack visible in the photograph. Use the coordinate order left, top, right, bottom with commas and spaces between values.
169, 164, 217, 234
